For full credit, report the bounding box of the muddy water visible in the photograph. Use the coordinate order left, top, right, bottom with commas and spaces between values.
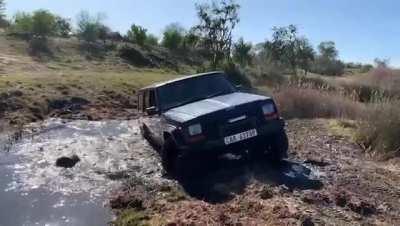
0, 118, 165, 226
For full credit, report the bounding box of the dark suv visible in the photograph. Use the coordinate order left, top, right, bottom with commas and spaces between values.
137, 71, 288, 174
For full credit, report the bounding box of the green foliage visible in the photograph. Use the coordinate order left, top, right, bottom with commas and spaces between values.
183, 29, 200, 49
161, 23, 185, 50
112, 209, 149, 226
76, 11, 104, 43
55, 16, 72, 37
195, 0, 240, 69
296, 38, 315, 74
318, 41, 338, 60
31, 10, 56, 37
127, 24, 147, 46
311, 41, 344, 76
233, 37, 253, 67
264, 25, 314, 74
145, 34, 158, 46
11, 12, 33, 34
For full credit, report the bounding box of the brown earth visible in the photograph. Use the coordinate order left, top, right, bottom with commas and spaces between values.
110, 119, 400, 226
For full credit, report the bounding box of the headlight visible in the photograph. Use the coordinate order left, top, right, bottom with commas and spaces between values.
188, 124, 202, 136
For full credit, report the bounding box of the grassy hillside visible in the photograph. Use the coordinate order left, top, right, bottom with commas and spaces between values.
0, 33, 187, 127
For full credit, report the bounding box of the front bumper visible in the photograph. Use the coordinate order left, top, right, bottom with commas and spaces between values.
176, 118, 285, 156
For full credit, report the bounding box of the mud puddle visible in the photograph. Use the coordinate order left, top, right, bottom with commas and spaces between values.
0, 118, 167, 226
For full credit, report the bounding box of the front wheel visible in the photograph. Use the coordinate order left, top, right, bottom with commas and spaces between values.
268, 130, 289, 162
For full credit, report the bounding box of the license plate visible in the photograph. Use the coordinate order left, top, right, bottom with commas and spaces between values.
224, 129, 258, 145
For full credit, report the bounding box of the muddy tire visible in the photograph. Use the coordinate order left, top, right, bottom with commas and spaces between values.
161, 138, 181, 176
268, 130, 288, 162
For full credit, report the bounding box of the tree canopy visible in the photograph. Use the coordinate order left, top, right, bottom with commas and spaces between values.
195, 0, 240, 69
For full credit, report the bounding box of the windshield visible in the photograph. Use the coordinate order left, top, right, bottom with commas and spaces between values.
158, 74, 236, 111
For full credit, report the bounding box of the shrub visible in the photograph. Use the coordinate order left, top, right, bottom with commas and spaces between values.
31, 10, 56, 38
222, 62, 252, 88
273, 87, 364, 119
162, 23, 185, 50
76, 11, 104, 43
54, 16, 72, 37
311, 56, 345, 76
355, 102, 400, 157
127, 24, 147, 46
145, 34, 159, 46
10, 12, 33, 36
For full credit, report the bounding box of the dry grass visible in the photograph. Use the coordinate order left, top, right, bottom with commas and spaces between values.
273, 87, 365, 120
355, 101, 400, 157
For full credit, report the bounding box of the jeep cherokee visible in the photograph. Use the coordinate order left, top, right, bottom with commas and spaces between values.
137, 71, 288, 174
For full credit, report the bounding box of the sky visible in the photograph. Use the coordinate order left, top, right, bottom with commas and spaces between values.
4, 0, 400, 67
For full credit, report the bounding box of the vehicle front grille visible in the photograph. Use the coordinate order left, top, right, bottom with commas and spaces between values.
221, 118, 256, 136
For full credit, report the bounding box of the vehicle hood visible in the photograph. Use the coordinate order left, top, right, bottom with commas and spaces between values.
163, 92, 269, 123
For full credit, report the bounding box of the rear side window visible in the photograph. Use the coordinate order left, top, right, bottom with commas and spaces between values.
144, 89, 156, 109
137, 92, 144, 112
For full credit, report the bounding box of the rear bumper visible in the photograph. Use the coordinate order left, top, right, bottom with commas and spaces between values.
176, 118, 285, 156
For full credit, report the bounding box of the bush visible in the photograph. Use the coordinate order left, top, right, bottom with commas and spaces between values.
356, 102, 400, 157
31, 10, 56, 37
76, 11, 104, 43
54, 16, 72, 37
162, 23, 185, 50
29, 37, 50, 54
145, 34, 159, 46
311, 57, 345, 76
222, 62, 252, 88
273, 87, 364, 119
127, 24, 147, 46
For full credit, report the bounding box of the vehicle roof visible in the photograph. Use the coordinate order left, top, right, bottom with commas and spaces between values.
139, 71, 225, 91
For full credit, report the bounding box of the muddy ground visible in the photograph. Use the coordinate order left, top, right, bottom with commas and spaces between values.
1, 118, 400, 225
110, 119, 400, 225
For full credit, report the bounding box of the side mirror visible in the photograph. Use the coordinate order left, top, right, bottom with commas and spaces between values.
146, 106, 159, 115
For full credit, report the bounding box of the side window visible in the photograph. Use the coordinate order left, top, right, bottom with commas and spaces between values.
149, 90, 156, 108
144, 89, 156, 109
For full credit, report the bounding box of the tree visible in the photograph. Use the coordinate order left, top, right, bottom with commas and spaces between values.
55, 16, 72, 37
12, 12, 33, 35
98, 25, 111, 44
296, 38, 315, 75
183, 29, 200, 49
127, 24, 147, 46
76, 11, 104, 43
264, 25, 314, 74
145, 34, 159, 46
311, 41, 344, 76
31, 10, 56, 38
0, 0, 7, 27
162, 23, 185, 50
195, 0, 240, 69
318, 41, 338, 60
232, 37, 252, 67
374, 58, 390, 68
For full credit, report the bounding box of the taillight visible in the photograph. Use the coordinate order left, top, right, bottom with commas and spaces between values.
262, 102, 278, 120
